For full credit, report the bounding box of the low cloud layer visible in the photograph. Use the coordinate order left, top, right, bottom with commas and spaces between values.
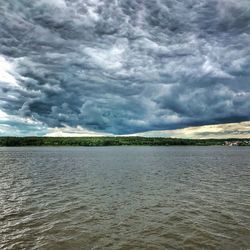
0, 0, 250, 135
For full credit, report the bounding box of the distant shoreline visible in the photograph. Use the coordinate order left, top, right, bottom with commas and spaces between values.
0, 137, 249, 147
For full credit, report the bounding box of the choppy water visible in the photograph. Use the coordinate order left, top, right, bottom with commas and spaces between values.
0, 146, 249, 250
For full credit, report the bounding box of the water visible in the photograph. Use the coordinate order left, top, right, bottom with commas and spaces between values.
0, 146, 249, 250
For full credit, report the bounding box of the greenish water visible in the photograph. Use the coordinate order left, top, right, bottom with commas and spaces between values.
0, 146, 249, 250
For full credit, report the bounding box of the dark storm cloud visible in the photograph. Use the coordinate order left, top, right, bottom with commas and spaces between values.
0, 0, 250, 134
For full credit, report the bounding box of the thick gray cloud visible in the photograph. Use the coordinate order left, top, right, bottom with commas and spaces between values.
0, 0, 250, 134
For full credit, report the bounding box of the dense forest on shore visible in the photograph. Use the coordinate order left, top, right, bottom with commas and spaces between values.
0, 137, 249, 146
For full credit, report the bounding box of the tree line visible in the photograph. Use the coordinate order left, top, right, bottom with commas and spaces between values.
0, 136, 248, 146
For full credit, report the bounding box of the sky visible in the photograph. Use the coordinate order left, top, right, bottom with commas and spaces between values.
0, 0, 250, 138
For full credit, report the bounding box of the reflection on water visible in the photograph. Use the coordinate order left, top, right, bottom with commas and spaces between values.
0, 146, 249, 250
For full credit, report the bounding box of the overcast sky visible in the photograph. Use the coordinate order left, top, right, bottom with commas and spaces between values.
0, 0, 249, 137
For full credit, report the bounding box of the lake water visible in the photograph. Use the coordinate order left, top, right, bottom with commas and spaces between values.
0, 146, 249, 250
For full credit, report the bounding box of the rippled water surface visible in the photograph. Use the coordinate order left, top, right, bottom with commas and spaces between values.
0, 146, 250, 250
